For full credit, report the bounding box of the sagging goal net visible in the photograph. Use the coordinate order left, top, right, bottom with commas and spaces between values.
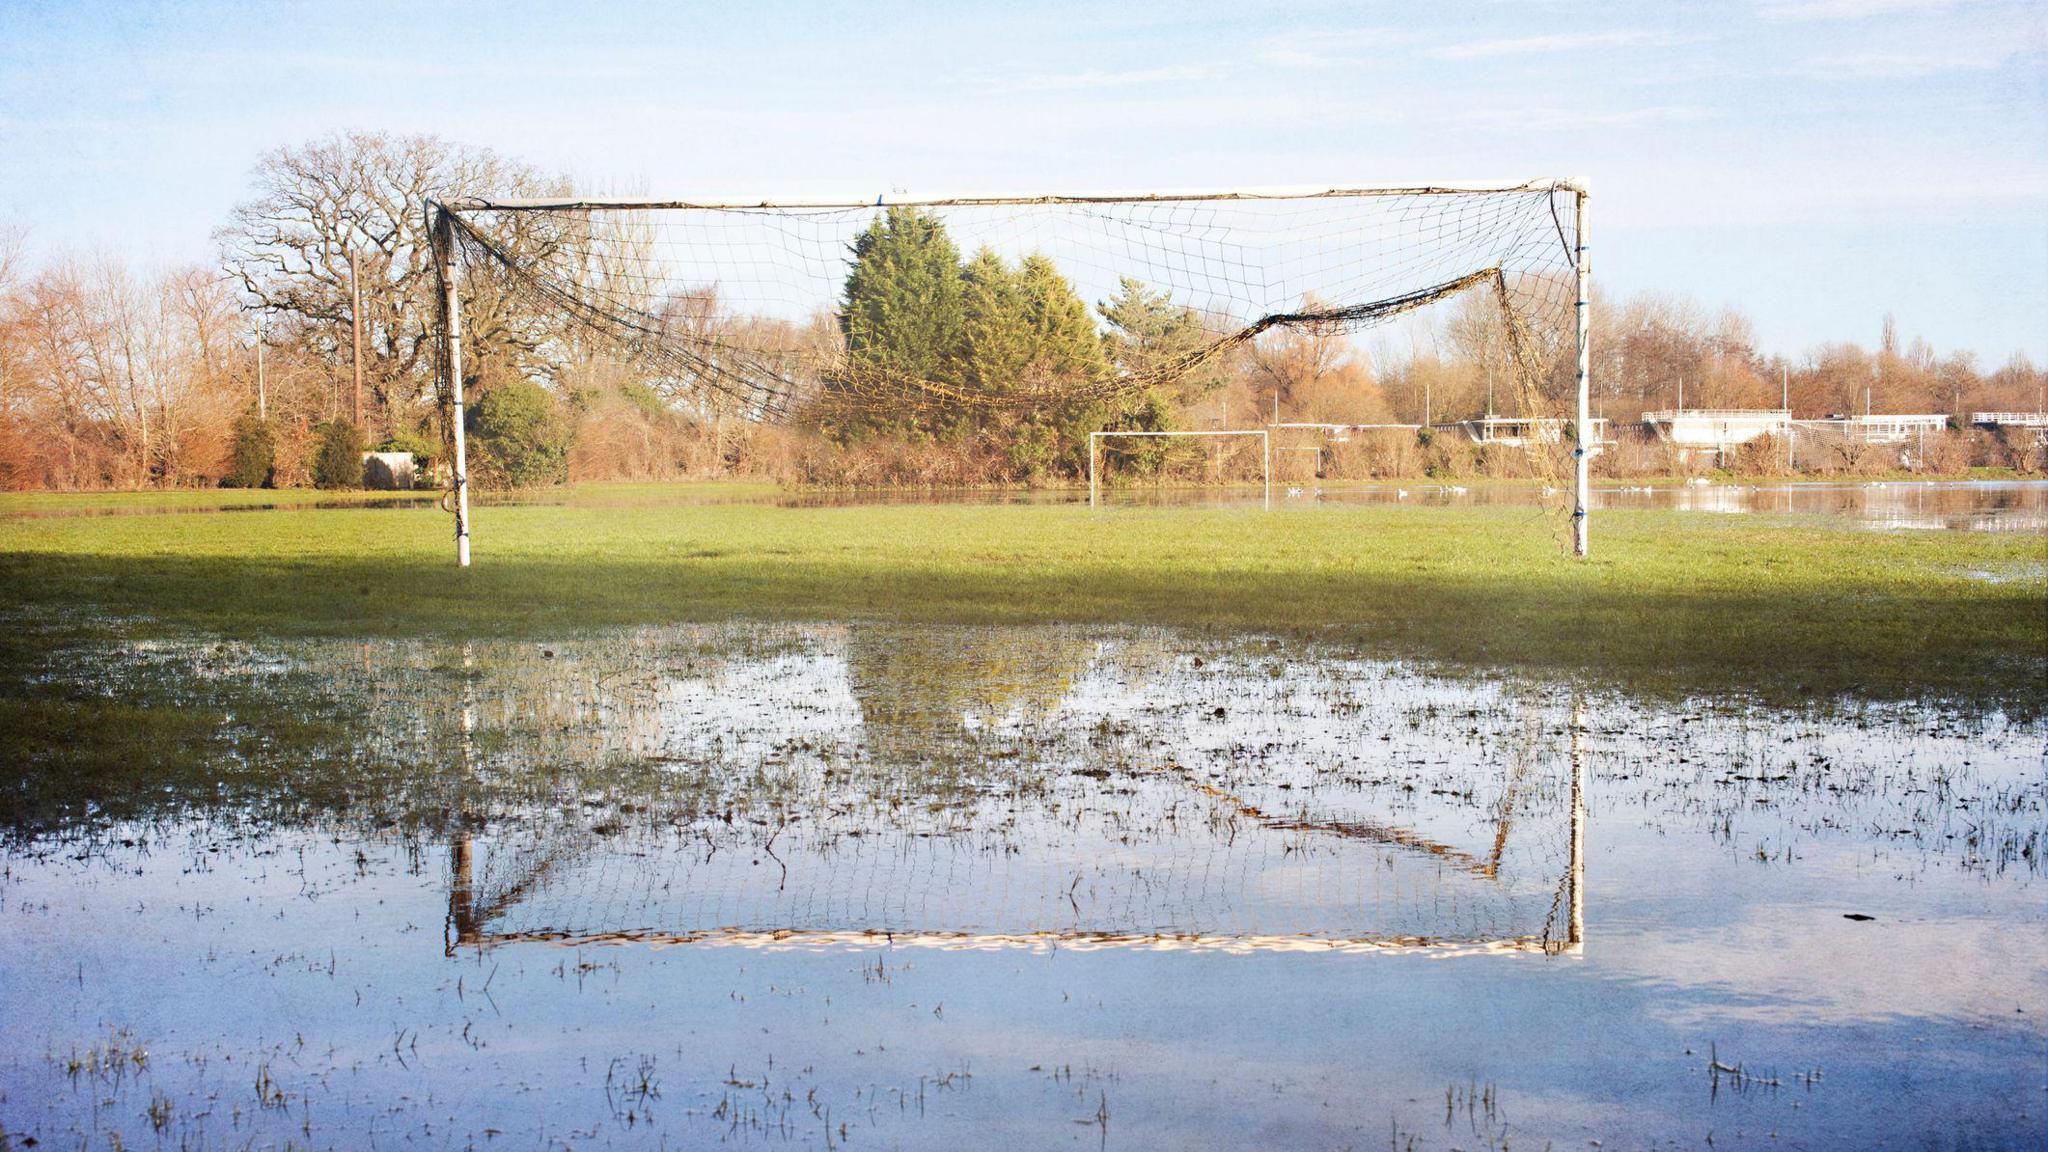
431, 183, 1584, 431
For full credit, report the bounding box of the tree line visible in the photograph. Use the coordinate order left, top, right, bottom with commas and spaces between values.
0, 131, 2041, 491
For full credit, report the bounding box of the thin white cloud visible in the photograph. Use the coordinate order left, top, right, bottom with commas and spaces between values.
1255, 46, 1328, 68
999, 64, 1233, 93
1252, 28, 1413, 70
1795, 43, 2024, 77
1454, 105, 1718, 132
1757, 0, 1961, 22
1426, 30, 1694, 61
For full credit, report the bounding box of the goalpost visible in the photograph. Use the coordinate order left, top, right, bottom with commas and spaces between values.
1089, 429, 1272, 510
428, 180, 1592, 566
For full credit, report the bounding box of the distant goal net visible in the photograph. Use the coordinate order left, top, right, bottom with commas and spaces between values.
428, 182, 1594, 555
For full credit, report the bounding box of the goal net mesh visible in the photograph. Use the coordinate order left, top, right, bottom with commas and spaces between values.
437, 185, 1581, 428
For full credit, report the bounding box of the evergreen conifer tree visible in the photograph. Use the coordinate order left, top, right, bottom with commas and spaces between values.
838, 206, 965, 385
1098, 276, 1221, 404
956, 247, 1030, 395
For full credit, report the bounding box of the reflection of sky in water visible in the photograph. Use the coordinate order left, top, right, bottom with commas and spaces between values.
652, 642, 864, 763
2, 622, 2041, 1149
1105, 479, 2048, 532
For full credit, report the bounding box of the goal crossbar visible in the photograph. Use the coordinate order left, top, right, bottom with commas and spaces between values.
1090, 429, 1271, 510
440, 179, 1587, 214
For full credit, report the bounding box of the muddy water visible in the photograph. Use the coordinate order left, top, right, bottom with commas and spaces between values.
1, 624, 2041, 1148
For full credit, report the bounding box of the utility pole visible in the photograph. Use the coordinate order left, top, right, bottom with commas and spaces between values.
255, 312, 267, 421
350, 247, 364, 428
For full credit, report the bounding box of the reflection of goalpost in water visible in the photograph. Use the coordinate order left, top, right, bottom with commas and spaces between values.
445, 707, 1587, 957
1089, 429, 1272, 510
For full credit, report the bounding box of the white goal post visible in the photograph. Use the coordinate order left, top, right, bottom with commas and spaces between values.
429, 178, 1592, 565
1090, 429, 1272, 510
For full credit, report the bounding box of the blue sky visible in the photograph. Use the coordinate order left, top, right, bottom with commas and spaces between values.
1, 0, 2043, 360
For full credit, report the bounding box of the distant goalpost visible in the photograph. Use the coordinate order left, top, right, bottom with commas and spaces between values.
428, 180, 1592, 565
1089, 429, 1272, 510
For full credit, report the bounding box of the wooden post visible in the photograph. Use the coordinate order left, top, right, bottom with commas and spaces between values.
255, 312, 266, 421
1088, 432, 1099, 508
1261, 429, 1272, 511
350, 248, 364, 428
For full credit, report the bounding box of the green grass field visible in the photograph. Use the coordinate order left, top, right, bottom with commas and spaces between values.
3, 484, 2042, 714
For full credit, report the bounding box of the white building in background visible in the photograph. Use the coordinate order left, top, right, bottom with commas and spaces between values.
1438, 415, 1611, 450
360, 451, 417, 490
1972, 412, 2048, 444
1811, 414, 1949, 444
1640, 409, 1791, 463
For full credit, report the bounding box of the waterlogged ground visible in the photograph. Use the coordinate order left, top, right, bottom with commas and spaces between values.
1104, 478, 2048, 533
10, 478, 2047, 533
2, 623, 2042, 1149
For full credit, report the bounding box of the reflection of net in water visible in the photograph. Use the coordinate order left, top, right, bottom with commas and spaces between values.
447, 636, 1586, 954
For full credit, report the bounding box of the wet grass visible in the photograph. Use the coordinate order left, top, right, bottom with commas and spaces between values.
2, 494, 2040, 713
0, 486, 435, 512
0, 479, 785, 515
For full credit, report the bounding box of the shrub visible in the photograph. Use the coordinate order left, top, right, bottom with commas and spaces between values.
311, 420, 365, 490
1729, 433, 1791, 478
222, 412, 276, 489
1422, 435, 1479, 479
468, 377, 573, 488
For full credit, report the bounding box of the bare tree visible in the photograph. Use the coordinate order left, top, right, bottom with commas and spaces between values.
1247, 299, 1382, 423
0, 224, 25, 421
216, 131, 564, 439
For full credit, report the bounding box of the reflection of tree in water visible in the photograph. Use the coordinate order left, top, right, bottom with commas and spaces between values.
842, 624, 1104, 756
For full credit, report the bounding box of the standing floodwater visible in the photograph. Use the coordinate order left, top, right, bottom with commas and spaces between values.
2, 623, 2040, 1149
11, 479, 2048, 534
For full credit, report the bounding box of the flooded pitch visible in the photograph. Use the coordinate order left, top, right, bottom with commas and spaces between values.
2, 624, 2042, 1149
15, 478, 2048, 534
